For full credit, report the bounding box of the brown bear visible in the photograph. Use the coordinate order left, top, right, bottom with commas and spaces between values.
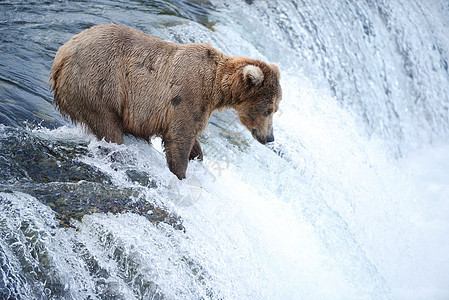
51, 24, 282, 179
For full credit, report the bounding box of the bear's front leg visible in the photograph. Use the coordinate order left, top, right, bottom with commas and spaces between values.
163, 134, 196, 180
189, 138, 203, 161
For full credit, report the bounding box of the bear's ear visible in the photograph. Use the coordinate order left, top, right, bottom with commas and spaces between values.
269, 63, 280, 77
243, 65, 264, 87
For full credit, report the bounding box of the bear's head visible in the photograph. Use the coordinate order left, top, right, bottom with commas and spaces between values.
222, 58, 282, 144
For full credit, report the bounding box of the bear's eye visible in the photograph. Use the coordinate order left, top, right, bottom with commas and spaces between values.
263, 110, 272, 116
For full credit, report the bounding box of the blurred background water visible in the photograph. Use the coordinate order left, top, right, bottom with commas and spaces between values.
1, 0, 448, 299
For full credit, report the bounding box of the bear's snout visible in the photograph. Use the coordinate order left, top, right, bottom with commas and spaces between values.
266, 132, 275, 143
252, 128, 275, 144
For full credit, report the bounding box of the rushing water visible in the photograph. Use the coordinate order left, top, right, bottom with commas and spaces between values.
1, 0, 449, 299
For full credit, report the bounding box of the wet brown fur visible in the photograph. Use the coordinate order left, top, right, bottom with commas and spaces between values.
51, 24, 281, 179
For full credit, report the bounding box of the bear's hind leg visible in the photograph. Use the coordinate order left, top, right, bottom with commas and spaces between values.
84, 109, 124, 144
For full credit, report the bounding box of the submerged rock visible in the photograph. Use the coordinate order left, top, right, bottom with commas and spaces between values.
0, 127, 184, 231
